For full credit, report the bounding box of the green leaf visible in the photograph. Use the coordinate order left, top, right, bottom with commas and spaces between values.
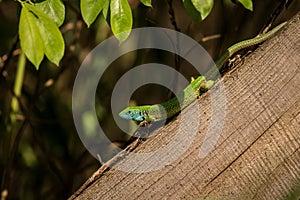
19, 6, 44, 69
102, 0, 110, 19
237, 0, 253, 11
102, 0, 111, 25
35, 0, 65, 27
110, 0, 133, 42
25, 3, 65, 66
182, 0, 202, 22
140, 0, 152, 7
81, 0, 106, 27
191, 0, 213, 21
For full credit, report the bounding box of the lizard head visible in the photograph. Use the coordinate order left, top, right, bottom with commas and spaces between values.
119, 107, 148, 122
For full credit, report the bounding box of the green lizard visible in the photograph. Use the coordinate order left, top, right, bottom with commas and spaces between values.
119, 22, 286, 124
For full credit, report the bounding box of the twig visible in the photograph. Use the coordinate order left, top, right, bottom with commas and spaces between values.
260, 0, 290, 34
167, 0, 182, 99
0, 36, 19, 77
68, 137, 144, 200
1, 120, 29, 193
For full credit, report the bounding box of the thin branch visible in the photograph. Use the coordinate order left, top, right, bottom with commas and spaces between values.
1, 120, 29, 193
260, 0, 289, 34
0, 36, 19, 77
167, 0, 182, 98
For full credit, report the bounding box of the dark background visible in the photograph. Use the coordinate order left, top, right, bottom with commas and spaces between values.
0, 0, 299, 199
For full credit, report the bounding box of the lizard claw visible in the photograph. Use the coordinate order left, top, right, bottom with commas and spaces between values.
190, 77, 195, 83
139, 120, 150, 127
200, 80, 214, 94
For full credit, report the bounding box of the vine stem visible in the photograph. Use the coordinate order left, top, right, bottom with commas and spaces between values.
2, 52, 27, 199
10, 52, 26, 122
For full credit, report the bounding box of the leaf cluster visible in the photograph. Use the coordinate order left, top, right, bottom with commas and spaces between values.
17, 0, 253, 70
18, 0, 65, 69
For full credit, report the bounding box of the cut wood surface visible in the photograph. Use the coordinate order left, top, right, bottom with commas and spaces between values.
70, 13, 300, 200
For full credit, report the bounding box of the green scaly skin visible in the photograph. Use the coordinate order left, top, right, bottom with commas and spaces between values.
119, 22, 286, 124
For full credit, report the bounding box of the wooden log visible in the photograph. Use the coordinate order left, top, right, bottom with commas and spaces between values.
69, 12, 300, 200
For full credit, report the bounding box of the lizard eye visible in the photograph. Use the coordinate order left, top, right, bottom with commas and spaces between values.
126, 111, 131, 115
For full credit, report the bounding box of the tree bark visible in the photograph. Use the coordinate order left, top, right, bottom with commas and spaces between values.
69, 12, 300, 200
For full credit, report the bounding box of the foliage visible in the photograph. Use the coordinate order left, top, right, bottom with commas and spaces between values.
18, 0, 65, 69
16, 0, 253, 70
